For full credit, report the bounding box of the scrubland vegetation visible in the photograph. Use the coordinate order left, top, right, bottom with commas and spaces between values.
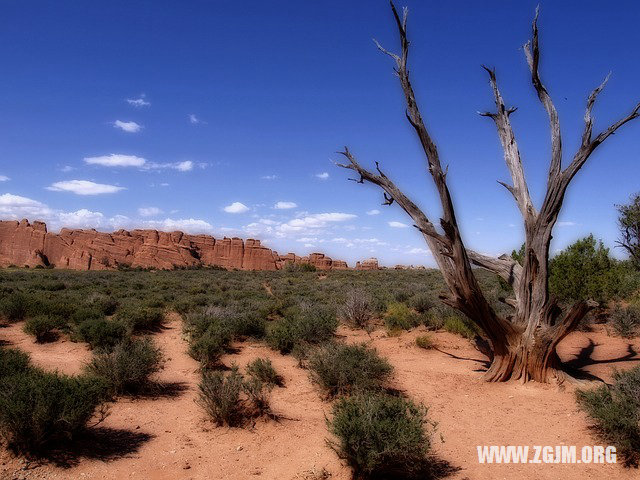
1, 234, 639, 477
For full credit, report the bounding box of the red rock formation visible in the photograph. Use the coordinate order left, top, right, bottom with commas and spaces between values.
355, 258, 379, 270
0, 219, 361, 271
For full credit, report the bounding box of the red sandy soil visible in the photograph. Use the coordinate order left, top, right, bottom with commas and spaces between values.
1, 315, 639, 480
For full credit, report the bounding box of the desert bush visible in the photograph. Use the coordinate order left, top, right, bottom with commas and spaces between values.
0, 292, 30, 321
188, 323, 232, 368
242, 376, 272, 416
246, 358, 283, 387
384, 302, 421, 332
267, 307, 337, 354
409, 293, 433, 314
197, 367, 245, 427
69, 306, 104, 326
85, 337, 163, 396
609, 304, 640, 338
443, 315, 478, 339
23, 315, 59, 343
76, 318, 128, 350
327, 393, 435, 479
340, 289, 372, 329
0, 348, 31, 378
0, 369, 107, 453
577, 365, 640, 466
308, 343, 392, 398
117, 306, 165, 332
415, 334, 436, 350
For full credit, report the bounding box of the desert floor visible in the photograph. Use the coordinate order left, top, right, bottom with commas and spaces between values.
1, 314, 639, 480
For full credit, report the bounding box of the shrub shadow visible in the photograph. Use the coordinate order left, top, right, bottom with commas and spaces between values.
367, 457, 460, 480
40, 426, 154, 468
128, 380, 190, 399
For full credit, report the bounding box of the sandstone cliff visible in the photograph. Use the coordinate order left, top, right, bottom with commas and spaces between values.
0, 219, 365, 271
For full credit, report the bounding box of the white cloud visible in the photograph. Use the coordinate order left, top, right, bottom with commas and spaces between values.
315, 172, 329, 180
0, 193, 52, 219
85, 154, 146, 167
277, 212, 356, 235
47, 180, 125, 195
408, 247, 429, 254
224, 202, 250, 214
56, 209, 105, 229
189, 114, 204, 125
261, 175, 277, 180
113, 120, 142, 133
142, 218, 214, 234
366, 209, 380, 215
274, 201, 297, 210
60, 166, 74, 172
388, 221, 409, 228
126, 95, 150, 107
174, 160, 193, 172
557, 221, 576, 227
0, 175, 9, 182
138, 207, 163, 217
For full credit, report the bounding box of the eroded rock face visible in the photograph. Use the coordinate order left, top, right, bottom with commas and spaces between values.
356, 258, 379, 270
0, 219, 361, 271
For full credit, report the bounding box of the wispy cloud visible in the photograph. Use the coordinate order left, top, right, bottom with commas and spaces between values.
315, 172, 329, 180
274, 201, 297, 210
557, 221, 577, 227
224, 202, 250, 214
126, 95, 150, 107
138, 207, 163, 217
189, 114, 205, 125
47, 180, 125, 195
277, 212, 356, 235
113, 120, 142, 133
85, 154, 146, 167
261, 175, 277, 180
60, 166, 75, 173
141, 218, 214, 234
388, 221, 409, 228
0, 175, 9, 182
366, 209, 380, 215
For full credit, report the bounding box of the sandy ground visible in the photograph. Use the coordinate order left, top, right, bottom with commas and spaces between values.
1, 316, 639, 480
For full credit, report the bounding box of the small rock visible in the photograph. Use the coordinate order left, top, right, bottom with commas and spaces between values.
236, 446, 243, 451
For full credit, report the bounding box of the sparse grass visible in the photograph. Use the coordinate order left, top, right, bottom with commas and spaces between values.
308, 342, 392, 398
267, 307, 337, 354
415, 334, 436, 350
384, 302, 421, 332
443, 315, 478, 339
246, 358, 283, 387
340, 289, 372, 329
577, 365, 640, 466
327, 392, 435, 479
609, 304, 640, 338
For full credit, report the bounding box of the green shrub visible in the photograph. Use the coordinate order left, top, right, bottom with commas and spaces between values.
23, 315, 59, 343
117, 306, 165, 332
0, 292, 30, 321
384, 302, 420, 332
577, 366, 640, 466
85, 337, 163, 396
76, 318, 128, 350
340, 289, 372, 329
242, 376, 272, 417
267, 308, 337, 354
610, 304, 640, 338
0, 348, 31, 378
69, 306, 104, 326
415, 334, 436, 350
188, 323, 232, 368
327, 393, 434, 479
443, 315, 478, 339
308, 343, 392, 398
409, 293, 433, 314
197, 367, 245, 427
0, 369, 108, 453
246, 358, 283, 387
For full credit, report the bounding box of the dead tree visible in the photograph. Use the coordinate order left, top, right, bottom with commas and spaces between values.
337, 4, 640, 383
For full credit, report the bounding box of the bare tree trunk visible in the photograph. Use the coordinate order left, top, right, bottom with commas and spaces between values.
338, 3, 639, 383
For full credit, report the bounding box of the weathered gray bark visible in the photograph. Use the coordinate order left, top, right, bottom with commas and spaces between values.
338, 3, 640, 382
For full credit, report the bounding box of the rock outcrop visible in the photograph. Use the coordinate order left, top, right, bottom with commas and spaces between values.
355, 258, 379, 270
0, 219, 368, 271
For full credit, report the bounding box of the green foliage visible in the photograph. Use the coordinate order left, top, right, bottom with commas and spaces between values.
415, 334, 436, 350
76, 318, 128, 350
0, 363, 107, 453
616, 193, 640, 268
246, 358, 283, 387
511, 243, 525, 265
443, 315, 478, 339
577, 366, 640, 466
23, 315, 59, 343
0, 292, 30, 321
308, 343, 392, 398
409, 293, 433, 314
267, 307, 337, 354
609, 304, 640, 338
549, 235, 613, 302
284, 262, 317, 272
327, 393, 434, 479
384, 302, 421, 332
0, 348, 31, 378
85, 338, 163, 396
116, 306, 165, 332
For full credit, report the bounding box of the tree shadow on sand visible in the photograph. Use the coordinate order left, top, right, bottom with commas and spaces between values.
33, 426, 154, 468
560, 339, 639, 383
363, 457, 460, 480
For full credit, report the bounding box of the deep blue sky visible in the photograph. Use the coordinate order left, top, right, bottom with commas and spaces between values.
1, 1, 639, 266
